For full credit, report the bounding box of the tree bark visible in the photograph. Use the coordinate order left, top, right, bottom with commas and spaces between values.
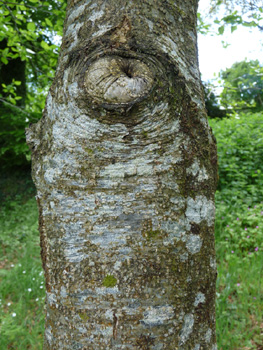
27, 0, 218, 349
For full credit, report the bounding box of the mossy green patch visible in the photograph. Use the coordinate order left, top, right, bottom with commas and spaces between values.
102, 275, 117, 288
141, 130, 148, 138
79, 312, 89, 322
144, 229, 161, 240
84, 148, 94, 155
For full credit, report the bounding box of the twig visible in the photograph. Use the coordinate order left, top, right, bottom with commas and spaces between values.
0, 98, 31, 118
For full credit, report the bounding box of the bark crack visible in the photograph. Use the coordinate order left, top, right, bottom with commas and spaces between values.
113, 312, 118, 340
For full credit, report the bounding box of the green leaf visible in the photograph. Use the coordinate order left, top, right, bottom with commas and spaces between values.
19, 5, 27, 11
9, 97, 17, 104
243, 21, 257, 27
45, 18, 53, 27
40, 41, 50, 51
27, 22, 36, 32
1, 57, 8, 64
231, 25, 237, 33
218, 25, 225, 35
15, 14, 24, 21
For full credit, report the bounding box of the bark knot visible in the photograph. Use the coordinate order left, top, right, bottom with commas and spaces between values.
84, 56, 154, 108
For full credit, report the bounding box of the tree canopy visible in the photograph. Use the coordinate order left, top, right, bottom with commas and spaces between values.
0, 0, 66, 166
208, 0, 263, 33
0, 0, 66, 110
220, 59, 263, 112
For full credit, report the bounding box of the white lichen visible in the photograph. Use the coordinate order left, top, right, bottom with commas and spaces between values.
161, 218, 185, 243
187, 160, 209, 181
67, 4, 88, 25
185, 196, 215, 226
194, 292, 205, 307
45, 326, 53, 345
179, 314, 194, 345
89, 9, 105, 23
204, 328, 212, 343
63, 22, 83, 51
92, 24, 113, 38
100, 158, 154, 179
185, 234, 202, 254
95, 287, 119, 295
142, 306, 174, 326
210, 257, 217, 270
179, 252, 188, 262
47, 292, 57, 306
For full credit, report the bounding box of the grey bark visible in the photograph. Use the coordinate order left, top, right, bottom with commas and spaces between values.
26, 0, 218, 349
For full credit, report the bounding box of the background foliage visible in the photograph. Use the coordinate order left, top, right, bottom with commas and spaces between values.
0, 0, 66, 168
210, 113, 263, 349
220, 60, 263, 112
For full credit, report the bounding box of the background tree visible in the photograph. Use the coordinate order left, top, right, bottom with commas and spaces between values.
0, 0, 66, 167
203, 81, 227, 118
27, 0, 218, 348
219, 59, 263, 113
209, 0, 263, 33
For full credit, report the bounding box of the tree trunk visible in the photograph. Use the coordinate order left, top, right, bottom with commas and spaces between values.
27, 0, 218, 349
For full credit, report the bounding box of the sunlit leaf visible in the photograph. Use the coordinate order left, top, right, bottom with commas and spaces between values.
1, 57, 8, 64
27, 22, 36, 32
218, 25, 225, 34
45, 18, 53, 27
231, 25, 237, 33
40, 41, 50, 51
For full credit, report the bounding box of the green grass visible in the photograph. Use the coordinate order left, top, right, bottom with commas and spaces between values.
0, 113, 263, 349
215, 200, 263, 349
216, 255, 263, 349
211, 112, 263, 350
0, 178, 45, 350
